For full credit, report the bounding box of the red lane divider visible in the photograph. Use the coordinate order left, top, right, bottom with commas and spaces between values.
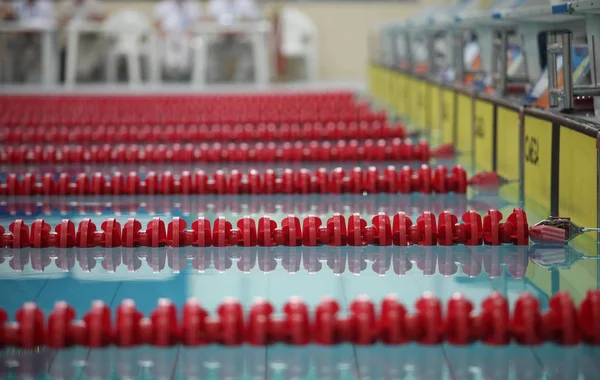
0, 92, 387, 127
1, 165, 479, 196
1, 122, 406, 144
0, 139, 448, 164
0, 208, 530, 248
2, 290, 598, 348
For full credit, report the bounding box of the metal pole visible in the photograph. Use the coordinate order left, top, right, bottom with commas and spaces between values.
584, 14, 600, 116
391, 27, 400, 68
491, 29, 500, 88
455, 30, 464, 82
561, 31, 574, 110
590, 34, 598, 86
427, 32, 435, 76
547, 32, 559, 108
497, 29, 509, 95
405, 30, 413, 74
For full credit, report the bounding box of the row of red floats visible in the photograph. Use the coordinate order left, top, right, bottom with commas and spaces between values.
0, 111, 392, 131
0, 139, 441, 164
0, 92, 356, 105
0, 110, 385, 128
0, 209, 530, 249
0, 94, 386, 127
0, 121, 406, 144
0, 92, 363, 111
2, 290, 599, 348
1, 165, 471, 196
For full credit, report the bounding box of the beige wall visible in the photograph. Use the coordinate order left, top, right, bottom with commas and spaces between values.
105, 1, 448, 81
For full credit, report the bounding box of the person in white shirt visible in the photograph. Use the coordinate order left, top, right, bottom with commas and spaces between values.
5, 0, 55, 82
154, 0, 202, 80
57, 0, 106, 81
8, 0, 54, 26
206, 0, 261, 83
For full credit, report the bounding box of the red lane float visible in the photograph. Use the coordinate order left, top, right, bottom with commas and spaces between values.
0, 92, 387, 127
0, 139, 449, 164
1, 290, 598, 348
0, 165, 475, 196
0, 208, 530, 248
0, 122, 407, 144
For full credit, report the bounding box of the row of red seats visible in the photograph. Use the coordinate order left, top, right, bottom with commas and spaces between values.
1, 139, 440, 164
1, 165, 472, 196
0, 121, 405, 144
2, 290, 598, 348
3, 243, 530, 278
0, 209, 530, 248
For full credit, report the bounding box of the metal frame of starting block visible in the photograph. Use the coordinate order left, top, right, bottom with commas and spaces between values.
412, 0, 600, 112
386, 2, 475, 76
407, 0, 481, 77
368, 3, 600, 280
451, 0, 529, 94
405, 0, 532, 95
493, 0, 587, 103
450, 17, 519, 90
546, 1, 600, 112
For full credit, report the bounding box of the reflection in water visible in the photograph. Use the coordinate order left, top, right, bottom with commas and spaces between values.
0, 161, 446, 177
0, 343, 598, 380
529, 244, 597, 270
0, 245, 536, 279
0, 192, 507, 217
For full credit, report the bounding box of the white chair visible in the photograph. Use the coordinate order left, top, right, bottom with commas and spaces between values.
191, 22, 271, 87
103, 11, 160, 86
279, 8, 319, 81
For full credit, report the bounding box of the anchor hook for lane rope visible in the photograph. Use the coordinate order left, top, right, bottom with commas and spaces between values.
529, 216, 600, 245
